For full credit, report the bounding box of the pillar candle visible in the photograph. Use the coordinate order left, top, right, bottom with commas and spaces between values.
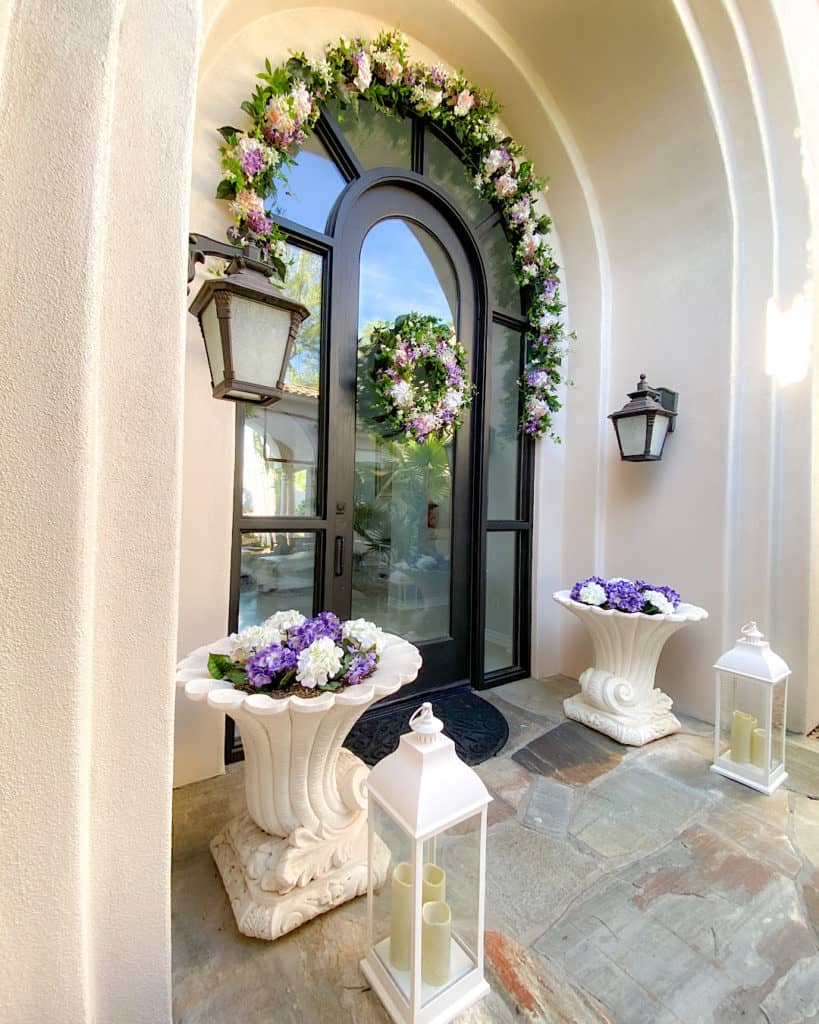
423, 863, 446, 905
389, 862, 413, 971
421, 901, 452, 987
750, 727, 768, 769
730, 710, 756, 763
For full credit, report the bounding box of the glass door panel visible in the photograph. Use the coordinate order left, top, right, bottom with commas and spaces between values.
353, 219, 458, 644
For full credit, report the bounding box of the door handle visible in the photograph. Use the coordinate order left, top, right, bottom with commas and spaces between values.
334, 535, 345, 577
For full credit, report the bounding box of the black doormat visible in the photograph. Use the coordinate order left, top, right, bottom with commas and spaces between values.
344, 690, 509, 767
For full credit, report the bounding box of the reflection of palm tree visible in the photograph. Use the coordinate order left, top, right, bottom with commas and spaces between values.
354, 437, 451, 563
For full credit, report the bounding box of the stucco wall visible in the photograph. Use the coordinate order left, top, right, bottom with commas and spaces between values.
0, 0, 199, 1020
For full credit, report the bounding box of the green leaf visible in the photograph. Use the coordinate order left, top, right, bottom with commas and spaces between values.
216, 178, 237, 200
208, 653, 235, 679
225, 667, 249, 685
218, 126, 240, 143
240, 100, 257, 117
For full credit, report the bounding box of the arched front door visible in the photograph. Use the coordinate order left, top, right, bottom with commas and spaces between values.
327, 183, 480, 699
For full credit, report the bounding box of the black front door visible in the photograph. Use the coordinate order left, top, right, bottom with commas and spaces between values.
327, 184, 478, 700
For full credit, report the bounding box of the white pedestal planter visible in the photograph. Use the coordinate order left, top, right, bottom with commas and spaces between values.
554, 590, 708, 746
179, 633, 421, 940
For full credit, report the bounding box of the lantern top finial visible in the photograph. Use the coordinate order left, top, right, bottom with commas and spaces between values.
409, 702, 444, 743
740, 621, 765, 644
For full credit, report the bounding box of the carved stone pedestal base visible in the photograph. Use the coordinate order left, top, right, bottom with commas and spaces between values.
563, 691, 681, 747
211, 805, 390, 941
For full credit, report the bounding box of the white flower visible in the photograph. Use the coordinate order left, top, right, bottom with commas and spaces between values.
291, 81, 312, 122
412, 86, 442, 110
232, 622, 280, 659
642, 589, 675, 615
453, 89, 475, 116
578, 581, 607, 606
342, 618, 387, 654
539, 311, 558, 332
297, 636, 344, 689
607, 577, 631, 584
353, 53, 372, 92
483, 148, 508, 175
494, 172, 518, 198
229, 189, 266, 220
390, 379, 414, 408
265, 94, 295, 133
527, 398, 549, 419
264, 609, 306, 641
442, 388, 463, 412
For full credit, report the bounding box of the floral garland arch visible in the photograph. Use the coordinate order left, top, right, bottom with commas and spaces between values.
216, 30, 570, 440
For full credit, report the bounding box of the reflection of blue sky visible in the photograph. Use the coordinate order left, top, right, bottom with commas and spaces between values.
267, 147, 344, 234
359, 220, 456, 333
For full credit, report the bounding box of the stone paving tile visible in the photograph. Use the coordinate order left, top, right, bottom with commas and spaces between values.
701, 803, 802, 877
793, 794, 819, 866
486, 675, 580, 721
568, 766, 710, 860
760, 954, 819, 1023
480, 693, 556, 756
512, 720, 623, 785
782, 743, 819, 799
475, 755, 535, 811
172, 763, 245, 861
518, 777, 579, 838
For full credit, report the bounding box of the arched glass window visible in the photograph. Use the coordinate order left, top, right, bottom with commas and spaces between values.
228, 102, 534, 754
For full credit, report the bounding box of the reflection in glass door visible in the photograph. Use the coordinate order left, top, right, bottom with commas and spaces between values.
352, 219, 458, 644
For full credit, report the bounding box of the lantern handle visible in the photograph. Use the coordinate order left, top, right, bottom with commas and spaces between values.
740, 621, 765, 643
409, 702, 444, 742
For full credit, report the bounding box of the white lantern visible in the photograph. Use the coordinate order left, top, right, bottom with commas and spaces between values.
361, 703, 491, 1024
711, 621, 790, 795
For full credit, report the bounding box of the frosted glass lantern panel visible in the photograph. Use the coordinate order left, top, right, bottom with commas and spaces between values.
201, 300, 225, 386
616, 414, 648, 457
719, 674, 780, 771
370, 799, 413, 980
230, 295, 292, 388
648, 415, 670, 457
419, 812, 481, 1007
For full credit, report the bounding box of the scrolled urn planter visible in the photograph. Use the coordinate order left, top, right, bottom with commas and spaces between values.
178, 632, 422, 940
553, 590, 708, 746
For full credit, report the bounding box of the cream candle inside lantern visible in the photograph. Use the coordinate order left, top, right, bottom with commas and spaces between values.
421, 901, 452, 987
390, 862, 413, 970
751, 728, 767, 769
423, 863, 446, 904
730, 709, 756, 763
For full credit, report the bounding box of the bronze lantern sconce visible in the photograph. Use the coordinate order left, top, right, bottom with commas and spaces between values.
609, 374, 678, 462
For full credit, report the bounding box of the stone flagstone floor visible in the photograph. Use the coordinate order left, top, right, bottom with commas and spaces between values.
172, 676, 819, 1024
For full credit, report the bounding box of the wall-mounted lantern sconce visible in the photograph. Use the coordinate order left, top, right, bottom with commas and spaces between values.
187, 234, 310, 405
609, 374, 678, 462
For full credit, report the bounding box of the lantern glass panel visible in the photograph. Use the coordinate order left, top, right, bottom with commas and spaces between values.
770, 678, 787, 774
230, 294, 292, 389
370, 798, 413, 984
201, 298, 225, 387
616, 413, 648, 457
718, 673, 771, 769
648, 415, 670, 457
427, 812, 482, 984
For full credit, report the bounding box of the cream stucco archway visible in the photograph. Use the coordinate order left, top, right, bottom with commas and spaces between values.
1, 1, 817, 1021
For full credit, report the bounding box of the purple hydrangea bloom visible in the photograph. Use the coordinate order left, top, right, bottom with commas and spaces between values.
246, 643, 298, 687
240, 147, 266, 176
345, 650, 378, 685
287, 611, 343, 651
636, 581, 681, 610
605, 579, 644, 613
246, 208, 273, 234
570, 575, 607, 603
429, 65, 446, 86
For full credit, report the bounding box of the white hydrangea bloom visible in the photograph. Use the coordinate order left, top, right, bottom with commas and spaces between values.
353, 53, 372, 92
232, 622, 280, 659
297, 637, 344, 689
342, 618, 387, 654
291, 81, 312, 122
442, 388, 463, 413
578, 581, 607, 606
264, 609, 306, 640
391, 380, 414, 407
642, 589, 674, 615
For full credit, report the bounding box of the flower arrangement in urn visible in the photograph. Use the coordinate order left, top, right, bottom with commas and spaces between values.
570, 576, 682, 616
208, 609, 387, 696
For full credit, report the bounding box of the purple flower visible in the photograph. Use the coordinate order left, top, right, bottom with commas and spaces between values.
605, 579, 644, 613
429, 65, 446, 86
570, 575, 607, 603
345, 650, 377, 685
636, 581, 681, 610
240, 148, 266, 176
246, 643, 298, 687
246, 209, 273, 234
287, 611, 343, 651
